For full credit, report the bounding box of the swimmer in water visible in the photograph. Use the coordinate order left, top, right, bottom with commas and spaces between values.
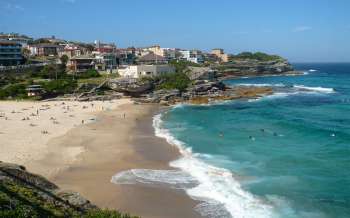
249, 136, 256, 141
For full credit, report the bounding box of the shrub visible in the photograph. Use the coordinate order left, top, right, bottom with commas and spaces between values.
231, 52, 282, 61
0, 83, 27, 99
84, 209, 139, 218
78, 69, 101, 79
41, 79, 77, 96
169, 60, 201, 73
156, 72, 191, 92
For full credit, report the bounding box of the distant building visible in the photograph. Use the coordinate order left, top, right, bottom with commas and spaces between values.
118, 64, 175, 78
179, 50, 204, 64
95, 53, 118, 71
0, 33, 33, 47
69, 56, 95, 72
94, 40, 117, 54
28, 44, 62, 56
116, 48, 136, 65
138, 53, 168, 65
147, 45, 176, 60
211, 48, 229, 62
0, 41, 23, 66
58, 44, 85, 58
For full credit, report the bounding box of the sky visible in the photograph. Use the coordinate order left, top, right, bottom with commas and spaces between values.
1, 0, 349, 62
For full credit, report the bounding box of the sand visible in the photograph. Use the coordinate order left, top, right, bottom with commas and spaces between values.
24, 102, 201, 218
0, 99, 131, 169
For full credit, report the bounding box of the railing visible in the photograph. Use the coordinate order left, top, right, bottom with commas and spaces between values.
0, 63, 48, 71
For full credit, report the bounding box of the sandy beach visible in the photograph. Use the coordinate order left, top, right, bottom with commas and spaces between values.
0, 99, 130, 173
1, 99, 201, 218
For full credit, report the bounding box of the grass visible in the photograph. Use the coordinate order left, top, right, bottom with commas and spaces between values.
77, 73, 119, 85
0, 180, 139, 218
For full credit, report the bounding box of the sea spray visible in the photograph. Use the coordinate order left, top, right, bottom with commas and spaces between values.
152, 113, 276, 218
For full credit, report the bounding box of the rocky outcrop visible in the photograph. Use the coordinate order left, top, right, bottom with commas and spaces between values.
0, 161, 96, 216
108, 79, 153, 96
216, 59, 297, 78
135, 79, 273, 105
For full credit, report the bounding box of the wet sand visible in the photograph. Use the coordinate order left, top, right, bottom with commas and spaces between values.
32, 103, 201, 218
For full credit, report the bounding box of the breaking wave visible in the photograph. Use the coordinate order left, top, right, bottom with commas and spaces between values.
150, 114, 277, 218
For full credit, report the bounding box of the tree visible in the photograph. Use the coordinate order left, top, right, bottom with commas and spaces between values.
60, 55, 69, 67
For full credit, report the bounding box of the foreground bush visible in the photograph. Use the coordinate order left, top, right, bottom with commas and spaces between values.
84, 209, 139, 218
156, 72, 191, 92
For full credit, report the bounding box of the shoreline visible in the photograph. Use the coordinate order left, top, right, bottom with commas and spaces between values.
32, 102, 202, 218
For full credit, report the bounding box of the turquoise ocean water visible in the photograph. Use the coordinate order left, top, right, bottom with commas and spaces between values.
155, 63, 350, 218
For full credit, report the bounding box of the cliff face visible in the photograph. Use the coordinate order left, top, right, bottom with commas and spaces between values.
217, 59, 296, 77
0, 161, 138, 218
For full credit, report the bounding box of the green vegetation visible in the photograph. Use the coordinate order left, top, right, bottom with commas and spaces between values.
0, 65, 109, 100
0, 180, 138, 218
0, 83, 28, 100
169, 60, 201, 73
85, 210, 138, 218
230, 52, 283, 61
40, 79, 77, 96
155, 72, 191, 92
77, 69, 101, 79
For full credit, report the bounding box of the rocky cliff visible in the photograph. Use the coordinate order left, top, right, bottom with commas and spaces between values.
0, 161, 138, 218
216, 59, 297, 78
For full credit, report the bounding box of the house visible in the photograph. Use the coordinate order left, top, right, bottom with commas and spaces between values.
0, 40, 23, 66
146, 45, 176, 60
94, 40, 116, 54
0, 33, 33, 47
58, 44, 86, 58
28, 44, 62, 56
211, 48, 229, 62
138, 53, 168, 65
95, 53, 118, 71
179, 50, 204, 64
69, 56, 96, 72
118, 64, 175, 78
116, 48, 136, 65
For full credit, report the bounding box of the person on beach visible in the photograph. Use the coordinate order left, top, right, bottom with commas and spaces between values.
123, 113, 126, 119
82, 120, 84, 124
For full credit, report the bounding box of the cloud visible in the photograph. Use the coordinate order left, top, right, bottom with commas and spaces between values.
293, 26, 312, 32
1, 2, 24, 11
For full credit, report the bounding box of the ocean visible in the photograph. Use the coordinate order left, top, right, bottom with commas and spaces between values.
114, 63, 350, 218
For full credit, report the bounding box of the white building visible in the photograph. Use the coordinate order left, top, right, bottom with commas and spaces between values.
118, 64, 175, 78
179, 50, 204, 64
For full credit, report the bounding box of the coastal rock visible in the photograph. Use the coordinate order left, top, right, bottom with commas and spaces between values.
0, 161, 58, 191
187, 80, 225, 94
0, 161, 96, 215
56, 191, 97, 210
217, 59, 296, 78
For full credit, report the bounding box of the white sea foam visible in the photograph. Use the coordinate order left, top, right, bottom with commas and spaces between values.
111, 169, 198, 189
308, 69, 318, 72
151, 113, 276, 218
236, 83, 285, 87
292, 85, 335, 93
